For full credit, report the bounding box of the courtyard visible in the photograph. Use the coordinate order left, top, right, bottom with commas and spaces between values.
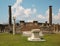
0, 33, 60, 46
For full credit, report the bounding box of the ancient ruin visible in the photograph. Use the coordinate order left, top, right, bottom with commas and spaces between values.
0, 6, 60, 34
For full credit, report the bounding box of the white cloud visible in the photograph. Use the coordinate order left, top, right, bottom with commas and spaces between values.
57, 9, 60, 19
24, 8, 32, 17
12, 0, 22, 9
16, 0, 22, 3
12, 0, 60, 24
59, 9, 60, 12
12, 0, 24, 17
33, 8, 36, 13
37, 14, 45, 19
12, 0, 36, 19
53, 15, 59, 20
53, 9, 60, 20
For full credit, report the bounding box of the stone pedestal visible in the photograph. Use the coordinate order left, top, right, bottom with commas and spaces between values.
28, 29, 46, 41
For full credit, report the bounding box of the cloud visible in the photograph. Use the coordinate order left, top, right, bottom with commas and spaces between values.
16, 0, 22, 3
12, 0, 60, 24
57, 9, 60, 20
59, 9, 60, 12
52, 9, 60, 22
12, 0, 22, 9
33, 8, 36, 13
12, 0, 24, 17
24, 8, 32, 17
52, 9, 60, 23
12, 0, 36, 19
37, 14, 45, 19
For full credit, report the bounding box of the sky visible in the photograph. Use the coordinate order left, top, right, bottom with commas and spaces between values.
0, 0, 60, 24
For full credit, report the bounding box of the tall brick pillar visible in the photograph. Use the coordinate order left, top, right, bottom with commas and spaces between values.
49, 6, 52, 25
9, 5, 12, 25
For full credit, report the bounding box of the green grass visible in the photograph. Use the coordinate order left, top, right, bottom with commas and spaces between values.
0, 33, 60, 46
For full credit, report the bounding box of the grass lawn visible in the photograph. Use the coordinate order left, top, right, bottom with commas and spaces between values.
0, 33, 60, 46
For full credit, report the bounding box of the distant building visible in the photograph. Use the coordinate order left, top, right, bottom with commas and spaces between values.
20, 21, 49, 31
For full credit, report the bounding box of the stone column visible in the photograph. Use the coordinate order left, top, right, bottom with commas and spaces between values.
56, 24, 59, 32
49, 6, 52, 25
9, 5, 12, 25
54, 25, 56, 32
8, 5, 12, 33
13, 16, 16, 35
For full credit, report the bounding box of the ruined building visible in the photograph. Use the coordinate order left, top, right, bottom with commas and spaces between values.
0, 6, 60, 33
20, 6, 53, 31
19, 6, 60, 33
